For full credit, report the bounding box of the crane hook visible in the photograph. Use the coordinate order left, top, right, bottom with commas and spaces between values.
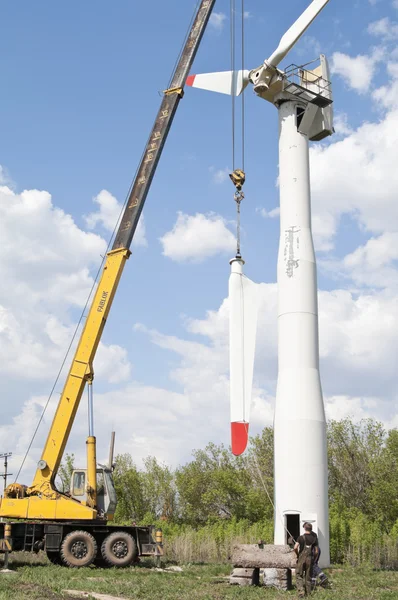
229, 169, 246, 192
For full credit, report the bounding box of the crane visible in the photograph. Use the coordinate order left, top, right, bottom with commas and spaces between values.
0, 0, 216, 568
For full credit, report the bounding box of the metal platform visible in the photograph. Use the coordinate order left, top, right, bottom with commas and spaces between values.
282, 63, 332, 108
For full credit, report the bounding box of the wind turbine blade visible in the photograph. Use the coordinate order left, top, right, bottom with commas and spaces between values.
186, 70, 250, 96
229, 258, 259, 456
267, 0, 330, 68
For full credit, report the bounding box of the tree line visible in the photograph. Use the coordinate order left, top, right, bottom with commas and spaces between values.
60, 418, 398, 565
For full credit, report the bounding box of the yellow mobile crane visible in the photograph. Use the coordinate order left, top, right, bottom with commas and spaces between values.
0, 0, 216, 568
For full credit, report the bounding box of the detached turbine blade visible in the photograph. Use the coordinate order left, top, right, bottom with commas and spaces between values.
186, 70, 250, 96
267, 0, 330, 68
229, 257, 259, 456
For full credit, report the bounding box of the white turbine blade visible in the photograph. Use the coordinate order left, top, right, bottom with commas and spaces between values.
267, 0, 330, 68
186, 70, 250, 96
229, 258, 259, 456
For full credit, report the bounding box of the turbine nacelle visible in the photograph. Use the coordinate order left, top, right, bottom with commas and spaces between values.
249, 62, 285, 101
186, 0, 332, 106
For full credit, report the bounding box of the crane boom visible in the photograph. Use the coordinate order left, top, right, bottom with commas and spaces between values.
113, 1, 215, 250
0, 0, 216, 521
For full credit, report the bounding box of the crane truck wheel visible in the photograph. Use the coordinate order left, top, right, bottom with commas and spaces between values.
60, 530, 97, 568
101, 531, 137, 567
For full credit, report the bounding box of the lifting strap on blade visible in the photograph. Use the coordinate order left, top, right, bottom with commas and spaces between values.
229, 257, 259, 456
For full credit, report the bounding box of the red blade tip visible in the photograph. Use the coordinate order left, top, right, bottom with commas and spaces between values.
186, 74, 196, 87
231, 421, 249, 456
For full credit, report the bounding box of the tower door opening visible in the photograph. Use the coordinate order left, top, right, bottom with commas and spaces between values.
286, 514, 300, 545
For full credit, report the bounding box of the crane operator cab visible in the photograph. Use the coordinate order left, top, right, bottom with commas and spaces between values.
70, 465, 117, 519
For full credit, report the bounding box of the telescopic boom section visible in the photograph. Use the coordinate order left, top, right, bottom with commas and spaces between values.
113, 0, 216, 250
26, 0, 216, 503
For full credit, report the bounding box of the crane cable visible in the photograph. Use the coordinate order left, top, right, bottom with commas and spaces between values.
228, 3, 297, 547
229, 0, 246, 258
247, 453, 299, 545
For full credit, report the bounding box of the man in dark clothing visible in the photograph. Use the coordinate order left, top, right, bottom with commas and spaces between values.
294, 522, 319, 597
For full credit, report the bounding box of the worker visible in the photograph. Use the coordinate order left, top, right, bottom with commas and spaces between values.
311, 547, 330, 589
294, 522, 318, 597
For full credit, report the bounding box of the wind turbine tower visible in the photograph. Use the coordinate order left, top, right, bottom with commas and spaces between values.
187, 0, 333, 566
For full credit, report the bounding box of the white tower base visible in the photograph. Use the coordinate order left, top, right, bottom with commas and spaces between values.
273, 99, 330, 567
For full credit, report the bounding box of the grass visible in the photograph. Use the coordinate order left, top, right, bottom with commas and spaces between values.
0, 554, 397, 600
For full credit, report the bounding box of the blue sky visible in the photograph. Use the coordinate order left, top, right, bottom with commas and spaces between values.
0, 0, 397, 478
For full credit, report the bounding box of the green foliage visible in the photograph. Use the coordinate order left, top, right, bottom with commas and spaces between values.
370, 428, 398, 531
176, 442, 254, 525
109, 418, 397, 566
327, 419, 398, 531
113, 454, 177, 524
245, 427, 274, 521
142, 456, 177, 521
56, 453, 75, 493
176, 432, 274, 527
329, 502, 351, 564
113, 453, 146, 523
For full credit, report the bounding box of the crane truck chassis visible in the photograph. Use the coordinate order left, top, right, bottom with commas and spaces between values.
0, 521, 163, 568
0, 464, 164, 567
0, 0, 216, 568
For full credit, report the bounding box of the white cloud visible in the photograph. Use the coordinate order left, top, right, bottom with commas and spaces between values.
333, 112, 353, 137
210, 166, 230, 184
257, 206, 280, 219
0, 183, 132, 384
0, 177, 136, 480
4, 271, 397, 479
368, 17, 398, 40
209, 12, 227, 31
295, 35, 321, 58
85, 189, 147, 247
0, 186, 105, 275
340, 232, 398, 289
0, 165, 9, 185
331, 48, 384, 93
0, 394, 53, 480
372, 60, 398, 107
95, 342, 132, 384
0, 185, 105, 380
393, 0, 398, 9
159, 212, 236, 262
244, 11, 251, 19
122, 278, 396, 465
309, 99, 398, 250
325, 395, 379, 422
318, 289, 397, 397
